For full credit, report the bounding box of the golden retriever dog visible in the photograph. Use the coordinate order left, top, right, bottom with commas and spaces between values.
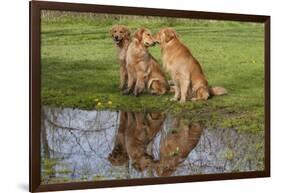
125, 112, 165, 171
147, 59, 169, 95
107, 112, 129, 166
124, 28, 169, 96
154, 28, 227, 103
154, 118, 203, 176
110, 25, 131, 90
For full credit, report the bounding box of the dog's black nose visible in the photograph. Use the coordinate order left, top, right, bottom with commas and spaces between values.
114, 36, 118, 40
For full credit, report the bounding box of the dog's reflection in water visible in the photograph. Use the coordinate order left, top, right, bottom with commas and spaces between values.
108, 111, 165, 171
108, 111, 203, 176
126, 112, 165, 171
107, 112, 129, 166
155, 118, 203, 176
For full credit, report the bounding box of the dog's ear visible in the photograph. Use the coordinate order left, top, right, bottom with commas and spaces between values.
109, 25, 117, 36
134, 28, 146, 41
164, 28, 178, 42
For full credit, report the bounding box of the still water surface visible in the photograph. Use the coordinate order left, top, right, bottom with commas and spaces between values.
41, 106, 264, 184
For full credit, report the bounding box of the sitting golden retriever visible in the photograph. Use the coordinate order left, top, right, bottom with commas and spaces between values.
147, 59, 169, 95
110, 25, 131, 90
154, 118, 203, 176
108, 111, 165, 171
154, 28, 227, 103
124, 28, 169, 96
125, 112, 165, 171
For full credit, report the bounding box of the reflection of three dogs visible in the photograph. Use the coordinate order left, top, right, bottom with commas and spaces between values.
108, 112, 203, 176
110, 25, 227, 103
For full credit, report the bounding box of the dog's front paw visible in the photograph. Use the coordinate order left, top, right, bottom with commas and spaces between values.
179, 99, 186, 104
133, 91, 140, 97
119, 84, 127, 91
170, 97, 179, 102
191, 97, 197, 101
122, 88, 131, 95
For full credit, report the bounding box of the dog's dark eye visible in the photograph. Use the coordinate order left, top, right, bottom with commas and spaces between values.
147, 33, 150, 36
120, 31, 123, 33
114, 30, 117, 33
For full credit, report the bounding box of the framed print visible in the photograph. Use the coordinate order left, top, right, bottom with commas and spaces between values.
29, 1, 270, 192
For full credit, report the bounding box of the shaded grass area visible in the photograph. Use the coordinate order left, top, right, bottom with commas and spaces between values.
41, 13, 264, 133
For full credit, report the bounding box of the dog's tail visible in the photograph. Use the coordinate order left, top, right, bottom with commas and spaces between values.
147, 78, 158, 90
209, 86, 228, 96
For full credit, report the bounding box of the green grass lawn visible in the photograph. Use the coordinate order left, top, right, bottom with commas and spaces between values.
41, 12, 265, 133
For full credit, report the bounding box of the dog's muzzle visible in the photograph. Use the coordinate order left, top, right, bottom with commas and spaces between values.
114, 37, 122, 44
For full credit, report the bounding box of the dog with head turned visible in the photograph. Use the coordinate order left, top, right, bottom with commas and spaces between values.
154, 118, 203, 177
124, 27, 169, 96
154, 28, 227, 103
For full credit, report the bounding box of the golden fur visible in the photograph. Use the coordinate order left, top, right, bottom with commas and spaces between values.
108, 111, 165, 171
124, 28, 169, 96
110, 25, 131, 90
154, 28, 227, 103
125, 112, 165, 171
154, 119, 203, 176
108, 111, 203, 175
